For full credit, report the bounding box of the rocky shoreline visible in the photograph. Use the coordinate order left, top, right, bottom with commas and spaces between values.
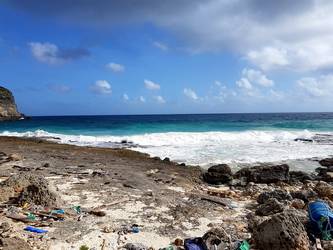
0, 136, 333, 250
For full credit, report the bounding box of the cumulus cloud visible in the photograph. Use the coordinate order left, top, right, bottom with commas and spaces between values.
91, 80, 112, 94
48, 84, 71, 93
29, 42, 89, 64
144, 79, 160, 90
123, 93, 129, 101
139, 96, 146, 103
242, 68, 274, 87
183, 88, 198, 100
154, 95, 166, 104
12, 1, 333, 71
153, 41, 168, 51
106, 62, 125, 73
297, 75, 333, 97
236, 78, 252, 90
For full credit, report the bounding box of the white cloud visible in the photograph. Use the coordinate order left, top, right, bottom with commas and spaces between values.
183, 88, 198, 100
214, 80, 222, 86
123, 93, 129, 101
153, 41, 168, 51
242, 68, 274, 87
154, 95, 166, 104
29, 42, 89, 64
144, 79, 160, 90
236, 78, 252, 90
91, 80, 112, 94
297, 75, 333, 97
106, 62, 125, 73
139, 96, 146, 103
247, 47, 289, 71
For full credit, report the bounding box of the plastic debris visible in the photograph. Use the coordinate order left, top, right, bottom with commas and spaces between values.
184, 238, 207, 250
24, 226, 48, 234
72, 205, 81, 214
308, 200, 333, 240
237, 240, 250, 250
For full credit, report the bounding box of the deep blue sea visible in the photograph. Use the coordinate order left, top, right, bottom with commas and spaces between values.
1, 113, 333, 167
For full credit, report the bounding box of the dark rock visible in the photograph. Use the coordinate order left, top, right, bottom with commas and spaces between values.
319, 158, 333, 167
234, 164, 289, 184
315, 167, 333, 182
42, 163, 50, 168
253, 211, 310, 250
255, 198, 284, 216
163, 157, 171, 162
257, 190, 292, 204
0, 86, 23, 121
290, 190, 318, 203
124, 243, 147, 250
289, 171, 315, 183
204, 164, 233, 185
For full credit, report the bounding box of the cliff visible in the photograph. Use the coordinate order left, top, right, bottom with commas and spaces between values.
0, 86, 22, 121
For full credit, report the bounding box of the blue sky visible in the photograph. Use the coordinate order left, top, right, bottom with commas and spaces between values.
0, 1, 333, 115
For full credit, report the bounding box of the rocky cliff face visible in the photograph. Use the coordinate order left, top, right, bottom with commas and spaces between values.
0, 86, 22, 121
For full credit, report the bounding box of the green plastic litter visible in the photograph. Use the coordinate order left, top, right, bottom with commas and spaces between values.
27, 213, 36, 220
238, 240, 250, 250
72, 205, 81, 214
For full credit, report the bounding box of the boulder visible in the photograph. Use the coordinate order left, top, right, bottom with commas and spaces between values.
319, 158, 333, 167
0, 86, 22, 121
123, 243, 147, 250
257, 190, 292, 204
0, 237, 32, 250
314, 181, 333, 200
256, 198, 284, 216
253, 211, 310, 250
291, 199, 305, 209
316, 167, 333, 182
203, 164, 233, 185
289, 171, 315, 183
234, 164, 289, 184
290, 190, 318, 203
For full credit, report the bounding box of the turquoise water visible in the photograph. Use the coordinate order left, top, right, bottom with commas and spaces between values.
0, 113, 333, 135
1, 113, 333, 166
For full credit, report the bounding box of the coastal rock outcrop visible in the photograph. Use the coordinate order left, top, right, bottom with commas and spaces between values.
253, 211, 310, 250
203, 164, 233, 185
0, 86, 22, 121
234, 164, 289, 184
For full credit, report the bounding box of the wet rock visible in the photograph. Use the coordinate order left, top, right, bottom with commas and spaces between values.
123, 243, 148, 250
234, 164, 289, 184
316, 167, 333, 182
257, 190, 292, 204
0, 237, 32, 250
319, 158, 333, 167
254, 211, 310, 250
314, 181, 333, 200
289, 171, 315, 183
290, 190, 318, 203
256, 198, 284, 216
204, 164, 233, 185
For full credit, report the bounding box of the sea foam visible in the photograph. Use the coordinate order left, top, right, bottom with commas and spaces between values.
1, 129, 333, 167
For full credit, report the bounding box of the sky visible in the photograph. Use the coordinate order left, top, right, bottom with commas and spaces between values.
0, 0, 333, 115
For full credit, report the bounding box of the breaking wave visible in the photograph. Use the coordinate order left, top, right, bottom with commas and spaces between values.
1, 129, 333, 166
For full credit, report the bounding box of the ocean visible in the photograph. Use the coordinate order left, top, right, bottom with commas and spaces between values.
1, 113, 333, 168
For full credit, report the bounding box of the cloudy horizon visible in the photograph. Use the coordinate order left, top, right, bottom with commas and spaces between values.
1, 0, 333, 115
